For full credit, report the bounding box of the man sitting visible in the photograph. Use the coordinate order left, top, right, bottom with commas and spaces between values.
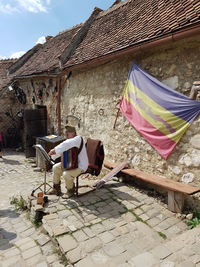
48, 126, 88, 198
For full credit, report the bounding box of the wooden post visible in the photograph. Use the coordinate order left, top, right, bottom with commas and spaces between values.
168, 191, 185, 213
113, 107, 120, 129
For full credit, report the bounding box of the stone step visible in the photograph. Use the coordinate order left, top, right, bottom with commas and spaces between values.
127, 225, 200, 267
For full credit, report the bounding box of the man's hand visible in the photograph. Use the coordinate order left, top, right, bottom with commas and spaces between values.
48, 149, 56, 156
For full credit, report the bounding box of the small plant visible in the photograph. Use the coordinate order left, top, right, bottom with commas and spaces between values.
10, 196, 27, 211
157, 231, 167, 240
186, 211, 200, 229
53, 247, 69, 266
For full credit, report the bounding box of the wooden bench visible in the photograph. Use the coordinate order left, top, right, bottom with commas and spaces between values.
104, 161, 200, 213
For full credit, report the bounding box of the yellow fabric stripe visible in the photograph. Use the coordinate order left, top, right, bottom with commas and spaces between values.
123, 80, 190, 142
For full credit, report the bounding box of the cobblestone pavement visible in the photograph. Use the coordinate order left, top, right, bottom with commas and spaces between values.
0, 151, 61, 267
1, 151, 200, 266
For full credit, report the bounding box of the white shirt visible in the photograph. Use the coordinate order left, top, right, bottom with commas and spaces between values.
53, 136, 89, 172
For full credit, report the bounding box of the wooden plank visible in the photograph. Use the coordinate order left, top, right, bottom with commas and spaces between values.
104, 161, 200, 195
94, 162, 128, 189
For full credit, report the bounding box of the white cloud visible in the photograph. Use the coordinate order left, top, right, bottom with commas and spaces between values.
36, 36, 46, 44
0, 0, 51, 14
17, 0, 47, 13
0, 55, 7, 60
0, 3, 19, 14
10, 51, 26, 58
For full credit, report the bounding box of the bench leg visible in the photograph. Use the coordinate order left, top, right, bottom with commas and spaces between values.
168, 191, 185, 213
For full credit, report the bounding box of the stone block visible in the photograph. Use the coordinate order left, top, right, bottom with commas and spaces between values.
42, 223, 53, 237
73, 230, 88, 242
19, 240, 37, 251
1, 256, 22, 267
57, 235, 77, 253
150, 245, 172, 260
51, 261, 65, 267
83, 227, 96, 238
57, 209, 72, 218
68, 225, 77, 232
22, 246, 41, 260
190, 134, 200, 149
103, 240, 125, 256
36, 262, 48, 267
99, 231, 115, 243
90, 223, 105, 235
46, 254, 58, 264
129, 252, 158, 267
14, 237, 33, 247
21, 227, 36, 238
160, 261, 175, 267
53, 225, 69, 237
90, 250, 110, 265
81, 237, 102, 253
3, 248, 20, 258
42, 213, 58, 223
25, 254, 44, 266
177, 262, 195, 267
67, 245, 86, 264
37, 234, 50, 246
162, 76, 178, 90
74, 257, 94, 267
101, 219, 115, 231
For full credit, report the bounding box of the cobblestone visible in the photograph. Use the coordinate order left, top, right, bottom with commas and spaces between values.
2, 151, 200, 267
57, 235, 77, 253
0, 152, 59, 266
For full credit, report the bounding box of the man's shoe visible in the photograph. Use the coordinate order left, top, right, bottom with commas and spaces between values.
48, 183, 62, 196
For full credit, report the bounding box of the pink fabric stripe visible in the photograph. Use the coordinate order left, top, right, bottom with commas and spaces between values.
120, 98, 177, 159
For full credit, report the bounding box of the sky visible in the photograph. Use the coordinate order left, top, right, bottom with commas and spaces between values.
0, 0, 115, 59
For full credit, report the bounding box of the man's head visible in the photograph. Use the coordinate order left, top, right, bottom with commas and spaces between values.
65, 125, 76, 139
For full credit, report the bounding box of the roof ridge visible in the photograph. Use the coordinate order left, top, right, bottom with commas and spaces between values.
0, 59, 17, 63
57, 23, 83, 37
9, 44, 42, 75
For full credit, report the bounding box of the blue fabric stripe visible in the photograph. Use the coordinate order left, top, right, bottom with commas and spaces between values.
63, 151, 67, 169
129, 64, 200, 123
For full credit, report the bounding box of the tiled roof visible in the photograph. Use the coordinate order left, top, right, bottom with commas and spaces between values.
10, 0, 200, 77
63, 0, 200, 68
0, 59, 16, 90
11, 24, 82, 77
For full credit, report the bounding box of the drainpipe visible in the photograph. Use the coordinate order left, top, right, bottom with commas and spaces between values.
57, 77, 62, 135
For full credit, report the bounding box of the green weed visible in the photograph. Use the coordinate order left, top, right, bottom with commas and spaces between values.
10, 196, 27, 211
186, 211, 200, 229
157, 231, 167, 239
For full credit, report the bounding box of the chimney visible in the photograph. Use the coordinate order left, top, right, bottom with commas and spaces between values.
45, 36, 53, 42
111, 0, 121, 7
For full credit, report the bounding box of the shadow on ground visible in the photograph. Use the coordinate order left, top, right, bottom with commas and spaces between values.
1, 157, 22, 165
0, 209, 20, 219
0, 228, 16, 250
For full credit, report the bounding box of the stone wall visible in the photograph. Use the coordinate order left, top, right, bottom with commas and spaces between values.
0, 90, 21, 137
18, 77, 59, 134
61, 35, 200, 188
17, 35, 200, 190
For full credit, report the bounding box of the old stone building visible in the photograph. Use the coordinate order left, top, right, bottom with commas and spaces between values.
6, 0, 200, 187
